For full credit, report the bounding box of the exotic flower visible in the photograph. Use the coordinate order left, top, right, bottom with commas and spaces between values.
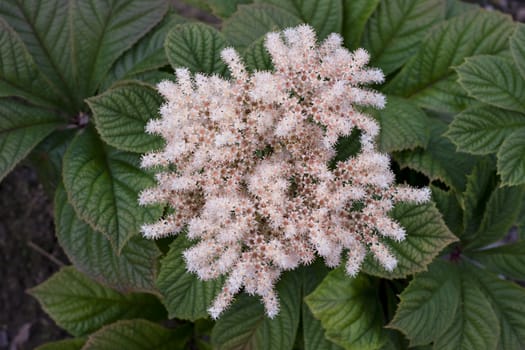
139, 24, 430, 319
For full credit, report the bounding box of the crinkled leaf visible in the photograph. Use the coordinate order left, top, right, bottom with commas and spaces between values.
431, 186, 463, 235
445, 0, 478, 18
156, 235, 224, 321
305, 269, 385, 350
446, 106, 525, 155
257, 0, 343, 40
243, 36, 273, 71
510, 23, 525, 80
395, 120, 478, 192
83, 319, 191, 350
362, 0, 445, 75
70, 0, 168, 97
165, 22, 228, 75
29, 267, 165, 336
361, 202, 457, 279
88, 82, 164, 153
388, 260, 460, 347
62, 127, 162, 252
386, 10, 515, 113
471, 242, 525, 281
101, 13, 189, 90
0, 99, 62, 182
55, 185, 160, 293
469, 264, 525, 350
497, 129, 525, 186
211, 271, 301, 350
461, 160, 496, 241
371, 96, 428, 152
342, 0, 380, 50
466, 186, 524, 249
0, 18, 63, 108
302, 263, 343, 350
456, 55, 525, 113
35, 338, 86, 350
0, 0, 77, 110
222, 4, 302, 50
208, 0, 253, 18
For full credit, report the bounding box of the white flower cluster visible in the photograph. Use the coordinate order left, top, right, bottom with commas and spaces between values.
139, 25, 430, 319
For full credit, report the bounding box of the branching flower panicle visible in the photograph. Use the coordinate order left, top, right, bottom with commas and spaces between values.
139, 25, 430, 319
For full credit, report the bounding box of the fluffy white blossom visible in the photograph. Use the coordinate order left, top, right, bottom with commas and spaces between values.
140, 25, 430, 319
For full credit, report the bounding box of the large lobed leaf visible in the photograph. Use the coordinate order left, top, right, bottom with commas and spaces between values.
257, 0, 343, 41
471, 242, 525, 281
390, 260, 525, 350
385, 10, 515, 113
29, 267, 165, 336
361, 201, 457, 279
55, 185, 160, 293
156, 236, 224, 321
341, 0, 380, 50
497, 129, 525, 186
362, 0, 445, 75
371, 96, 429, 153
88, 82, 165, 154
222, 3, 302, 50
396, 119, 478, 192
305, 269, 385, 350
62, 127, 162, 253
510, 23, 525, 81
165, 22, 229, 75
83, 319, 191, 350
212, 271, 301, 350
0, 99, 63, 182
70, 0, 168, 98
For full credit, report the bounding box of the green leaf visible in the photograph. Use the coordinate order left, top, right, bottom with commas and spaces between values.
342, 0, 380, 50
469, 264, 525, 350
256, 0, 343, 40
361, 201, 457, 279
456, 55, 525, 113
101, 13, 189, 90
29, 267, 166, 336
212, 271, 301, 350
62, 127, 162, 252
0, 18, 63, 108
497, 129, 525, 186
391, 261, 502, 350
70, 0, 168, 97
83, 319, 191, 350
0, 99, 63, 182
445, 0, 478, 18
243, 36, 273, 71
432, 265, 499, 350
372, 96, 429, 152
395, 119, 478, 192
301, 263, 343, 350
208, 0, 253, 18
431, 186, 463, 236
510, 23, 525, 80
461, 160, 496, 241
446, 106, 525, 155
222, 4, 302, 50
470, 242, 525, 281
55, 185, 161, 293
88, 82, 165, 153
0, 0, 77, 110
466, 186, 524, 249
165, 23, 228, 75
386, 10, 515, 113
35, 338, 86, 350
362, 0, 445, 75
156, 235, 224, 321
305, 269, 385, 350
388, 260, 460, 347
